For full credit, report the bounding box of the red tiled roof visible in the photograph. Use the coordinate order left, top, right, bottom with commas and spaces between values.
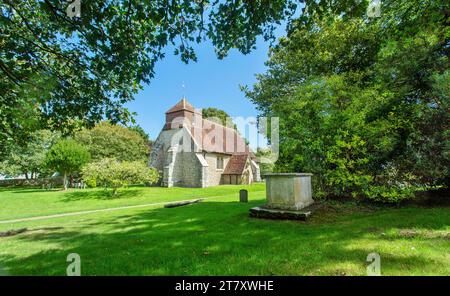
223, 154, 249, 175
166, 98, 196, 114
191, 119, 257, 160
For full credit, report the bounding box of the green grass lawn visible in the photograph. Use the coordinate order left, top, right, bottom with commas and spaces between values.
0, 184, 449, 275
0, 183, 265, 221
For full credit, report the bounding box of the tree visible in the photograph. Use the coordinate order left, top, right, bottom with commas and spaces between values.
81, 158, 159, 196
127, 124, 153, 156
0, 0, 306, 154
202, 107, 253, 145
202, 107, 237, 129
0, 130, 60, 178
45, 139, 91, 190
127, 125, 149, 142
75, 121, 149, 162
244, 0, 449, 202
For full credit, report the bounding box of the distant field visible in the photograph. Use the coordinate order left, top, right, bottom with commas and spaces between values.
0, 184, 449, 275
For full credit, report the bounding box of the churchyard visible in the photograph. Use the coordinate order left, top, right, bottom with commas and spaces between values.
0, 183, 448, 276
0, 0, 448, 278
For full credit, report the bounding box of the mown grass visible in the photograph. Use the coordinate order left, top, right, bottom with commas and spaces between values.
0, 184, 448, 275
0, 183, 265, 221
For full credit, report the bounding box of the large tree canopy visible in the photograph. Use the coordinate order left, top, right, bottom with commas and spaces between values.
244, 0, 449, 202
75, 121, 149, 162
127, 124, 153, 155
0, 129, 60, 178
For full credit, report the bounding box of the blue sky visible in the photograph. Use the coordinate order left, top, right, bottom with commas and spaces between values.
125, 26, 287, 144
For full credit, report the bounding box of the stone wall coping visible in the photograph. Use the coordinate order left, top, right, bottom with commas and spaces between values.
263, 173, 313, 177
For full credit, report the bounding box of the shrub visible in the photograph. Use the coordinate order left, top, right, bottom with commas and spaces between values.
84, 178, 97, 188
45, 139, 91, 190
81, 158, 159, 196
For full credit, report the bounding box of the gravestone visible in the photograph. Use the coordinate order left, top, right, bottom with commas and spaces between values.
239, 189, 248, 203
249, 173, 314, 220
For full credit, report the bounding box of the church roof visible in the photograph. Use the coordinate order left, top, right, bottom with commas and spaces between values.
166, 98, 196, 114
191, 118, 257, 160
223, 154, 250, 175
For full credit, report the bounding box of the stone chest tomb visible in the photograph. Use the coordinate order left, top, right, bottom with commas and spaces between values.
250, 173, 314, 220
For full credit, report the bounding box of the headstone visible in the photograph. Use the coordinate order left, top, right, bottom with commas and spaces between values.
239, 189, 248, 203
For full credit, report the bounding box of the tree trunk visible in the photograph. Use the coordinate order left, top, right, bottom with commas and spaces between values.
63, 172, 68, 190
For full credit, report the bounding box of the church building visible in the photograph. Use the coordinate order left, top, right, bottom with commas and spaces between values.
149, 98, 261, 187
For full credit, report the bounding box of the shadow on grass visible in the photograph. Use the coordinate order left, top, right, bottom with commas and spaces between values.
1, 199, 449, 275
6, 188, 62, 194
60, 188, 145, 202
0, 186, 147, 200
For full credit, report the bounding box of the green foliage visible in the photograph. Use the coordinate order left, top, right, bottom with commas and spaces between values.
323, 133, 372, 198
256, 148, 276, 175
0, 0, 304, 154
202, 107, 251, 145
245, 0, 449, 202
45, 139, 91, 190
202, 107, 236, 129
127, 125, 150, 142
81, 158, 159, 196
127, 124, 153, 154
84, 178, 97, 189
76, 122, 149, 162
0, 130, 60, 178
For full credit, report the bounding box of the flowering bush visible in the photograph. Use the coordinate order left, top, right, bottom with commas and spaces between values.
82, 158, 159, 196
